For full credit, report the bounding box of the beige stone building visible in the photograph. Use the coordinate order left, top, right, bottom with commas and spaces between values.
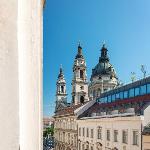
53, 43, 150, 150
54, 105, 78, 150
77, 75, 150, 150
54, 44, 92, 150
78, 116, 143, 150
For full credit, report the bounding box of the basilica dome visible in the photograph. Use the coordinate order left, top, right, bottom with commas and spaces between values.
91, 44, 117, 80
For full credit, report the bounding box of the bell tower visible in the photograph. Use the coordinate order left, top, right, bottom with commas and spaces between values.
72, 43, 88, 105
55, 66, 67, 110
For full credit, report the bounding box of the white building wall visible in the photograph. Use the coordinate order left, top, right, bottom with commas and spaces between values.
0, 1, 19, 149
78, 116, 143, 150
143, 105, 150, 126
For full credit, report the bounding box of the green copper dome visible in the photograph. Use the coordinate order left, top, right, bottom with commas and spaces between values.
91, 44, 117, 80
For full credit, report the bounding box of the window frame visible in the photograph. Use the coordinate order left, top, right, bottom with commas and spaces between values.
106, 129, 111, 141
133, 130, 139, 146
114, 130, 118, 142
122, 130, 128, 144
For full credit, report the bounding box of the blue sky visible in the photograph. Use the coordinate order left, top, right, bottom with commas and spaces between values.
44, 0, 150, 117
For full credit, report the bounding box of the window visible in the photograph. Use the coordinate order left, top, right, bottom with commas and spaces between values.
80, 86, 84, 90
122, 130, 128, 144
87, 128, 89, 137
80, 70, 84, 78
116, 93, 120, 100
133, 131, 139, 145
104, 97, 107, 103
135, 87, 140, 96
147, 84, 150, 94
72, 96, 75, 103
68, 133, 70, 144
63, 132, 65, 142
129, 88, 134, 98
61, 86, 64, 93
124, 91, 128, 99
83, 127, 85, 137
91, 129, 94, 138
79, 127, 81, 136
112, 94, 115, 102
108, 95, 111, 102
120, 92, 124, 99
140, 85, 146, 95
107, 130, 110, 141
114, 130, 118, 142
79, 142, 81, 150
97, 127, 102, 139
80, 96, 84, 104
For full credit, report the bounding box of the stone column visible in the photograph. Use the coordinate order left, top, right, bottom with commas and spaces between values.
0, 0, 43, 150
18, 0, 43, 150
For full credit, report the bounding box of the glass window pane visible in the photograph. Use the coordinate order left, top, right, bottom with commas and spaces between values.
129, 88, 134, 98
120, 92, 123, 99
147, 84, 150, 94
135, 87, 140, 96
116, 93, 120, 100
112, 94, 115, 101
140, 85, 146, 95
108, 95, 111, 102
104, 97, 107, 103
124, 91, 128, 99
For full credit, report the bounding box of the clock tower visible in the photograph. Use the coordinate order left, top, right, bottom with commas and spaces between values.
72, 44, 89, 105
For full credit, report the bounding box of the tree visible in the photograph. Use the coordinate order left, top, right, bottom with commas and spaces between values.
43, 127, 54, 137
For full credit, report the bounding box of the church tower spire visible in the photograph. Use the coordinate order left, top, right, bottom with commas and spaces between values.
55, 65, 67, 111
72, 43, 89, 105
99, 43, 109, 63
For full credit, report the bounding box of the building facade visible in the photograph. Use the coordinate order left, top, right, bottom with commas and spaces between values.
77, 77, 150, 150
53, 43, 150, 150
54, 44, 90, 150
78, 116, 143, 150
89, 44, 118, 100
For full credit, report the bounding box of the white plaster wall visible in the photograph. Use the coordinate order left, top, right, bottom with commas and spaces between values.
0, 1, 19, 149
143, 105, 150, 126
78, 116, 143, 150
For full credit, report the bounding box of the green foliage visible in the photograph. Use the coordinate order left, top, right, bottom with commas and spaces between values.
43, 127, 54, 137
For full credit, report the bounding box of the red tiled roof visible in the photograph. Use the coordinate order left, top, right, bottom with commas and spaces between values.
55, 103, 83, 116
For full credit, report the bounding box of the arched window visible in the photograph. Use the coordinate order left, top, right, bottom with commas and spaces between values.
80, 70, 84, 79
61, 86, 64, 93
80, 96, 84, 104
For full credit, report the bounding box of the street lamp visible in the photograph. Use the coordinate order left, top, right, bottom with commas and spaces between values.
131, 72, 136, 83
141, 65, 146, 78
